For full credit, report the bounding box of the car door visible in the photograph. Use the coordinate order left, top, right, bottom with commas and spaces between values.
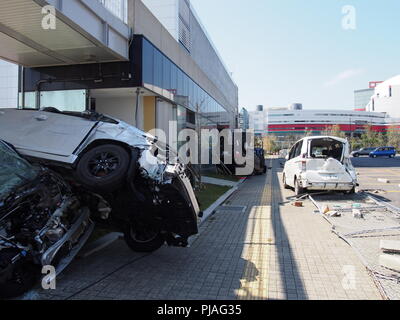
0, 109, 97, 159
285, 141, 303, 186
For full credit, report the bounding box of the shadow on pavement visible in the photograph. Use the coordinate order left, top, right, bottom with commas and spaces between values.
26, 159, 306, 300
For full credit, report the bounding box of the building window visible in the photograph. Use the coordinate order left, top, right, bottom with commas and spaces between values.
179, 0, 191, 52
389, 86, 392, 97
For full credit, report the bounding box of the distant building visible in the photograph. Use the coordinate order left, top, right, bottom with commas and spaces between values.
249, 104, 390, 147
239, 108, 249, 130
249, 106, 267, 136
354, 89, 374, 111
354, 81, 382, 111
0, 59, 18, 108
367, 75, 400, 120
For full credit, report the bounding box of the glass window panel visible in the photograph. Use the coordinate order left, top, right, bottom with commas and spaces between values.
171, 64, 178, 92
19, 92, 36, 109
183, 76, 188, 99
153, 49, 163, 88
40, 90, 87, 112
177, 69, 184, 96
162, 56, 171, 90
142, 39, 154, 86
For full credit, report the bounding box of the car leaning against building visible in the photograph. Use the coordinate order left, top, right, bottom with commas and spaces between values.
283, 136, 358, 196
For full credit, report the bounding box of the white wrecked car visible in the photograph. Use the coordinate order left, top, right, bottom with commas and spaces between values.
283, 136, 358, 195
0, 108, 200, 252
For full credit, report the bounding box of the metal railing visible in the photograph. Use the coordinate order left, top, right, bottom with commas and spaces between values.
98, 0, 128, 24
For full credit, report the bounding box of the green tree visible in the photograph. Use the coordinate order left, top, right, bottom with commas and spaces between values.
387, 125, 400, 150
360, 125, 385, 148
322, 125, 346, 138
263, 135, 279, 154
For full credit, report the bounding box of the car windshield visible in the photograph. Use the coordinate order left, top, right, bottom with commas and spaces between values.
309, 138, 344, 161
0, 142, 38, 201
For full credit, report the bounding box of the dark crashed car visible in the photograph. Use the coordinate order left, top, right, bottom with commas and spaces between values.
0, 140, 96, 298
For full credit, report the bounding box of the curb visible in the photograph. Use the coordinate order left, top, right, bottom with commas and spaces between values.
199, 186, 239, 225
199, 176, 247, 225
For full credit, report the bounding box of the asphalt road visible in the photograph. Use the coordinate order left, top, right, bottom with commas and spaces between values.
352, 156, 400, 208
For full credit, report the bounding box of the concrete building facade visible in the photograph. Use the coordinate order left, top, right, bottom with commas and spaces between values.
367, 75, 400, 120
0, 0, 238, 150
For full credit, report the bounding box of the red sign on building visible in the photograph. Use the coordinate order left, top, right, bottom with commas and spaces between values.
369, 81, 383, 89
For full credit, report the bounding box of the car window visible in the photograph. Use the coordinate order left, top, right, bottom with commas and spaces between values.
0, 143, 38, 201
294, 141, 303, 158
288, 143, 297, 160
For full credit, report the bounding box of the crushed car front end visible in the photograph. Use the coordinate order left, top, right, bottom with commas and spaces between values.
0, 141, 94, 299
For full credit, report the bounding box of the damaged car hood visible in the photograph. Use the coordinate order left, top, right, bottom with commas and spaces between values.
0, 108, 156, 165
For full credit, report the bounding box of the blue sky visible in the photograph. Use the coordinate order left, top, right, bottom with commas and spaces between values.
190, 0, 400, 111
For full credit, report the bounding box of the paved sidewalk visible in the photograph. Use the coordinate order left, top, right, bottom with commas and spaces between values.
30, 159, 382, 300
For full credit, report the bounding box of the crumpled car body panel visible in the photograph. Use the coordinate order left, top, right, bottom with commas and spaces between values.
0, 108, 154, 165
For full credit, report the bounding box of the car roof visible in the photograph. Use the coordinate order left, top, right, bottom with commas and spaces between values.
295, 136, 348, 145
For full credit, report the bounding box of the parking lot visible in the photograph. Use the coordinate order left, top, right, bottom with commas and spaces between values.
20, 156, 400, 300
352, 156, 400, 207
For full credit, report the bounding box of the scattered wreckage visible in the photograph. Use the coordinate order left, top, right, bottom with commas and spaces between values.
0, 108, 201, 299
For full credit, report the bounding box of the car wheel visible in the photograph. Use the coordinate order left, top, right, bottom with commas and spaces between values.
353, 153, 359, 157
75, 144, 130, 191
0, 249, 40, 299
390, 154, 395, 158
283, 174, 290, 189
373, 155, 377, 158
294, 178, 306, 196
124, 224, 165, 253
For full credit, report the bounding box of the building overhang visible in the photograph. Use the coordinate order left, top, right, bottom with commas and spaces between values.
0, 0, 131, 67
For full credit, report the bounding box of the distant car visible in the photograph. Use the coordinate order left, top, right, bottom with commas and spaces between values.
351, 147, 377, 157
369, 147, 397, 158
283, 136, 358, 195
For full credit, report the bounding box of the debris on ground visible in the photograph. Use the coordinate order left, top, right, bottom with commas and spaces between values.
353, 209, 364, 219
327, 211, 341, 217
292, 201, 304, 207
361, 189, 388, 194
308, 192, 400, 300
380, 254, 400, 273
378, 178, 390, 184
380, 240, 400, 254
322, 205, 330, 214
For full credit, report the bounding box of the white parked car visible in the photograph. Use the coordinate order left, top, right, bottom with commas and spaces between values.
283, 136, 358, 195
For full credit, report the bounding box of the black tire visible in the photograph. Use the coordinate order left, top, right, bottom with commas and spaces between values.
0, 250, 40, 299
353, 153, 359, 157
283, 174, 290, 189
124, 224, 165, 253
373, 155, 377, 158
75, 144, 130, 191
294, 178, 306, 196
